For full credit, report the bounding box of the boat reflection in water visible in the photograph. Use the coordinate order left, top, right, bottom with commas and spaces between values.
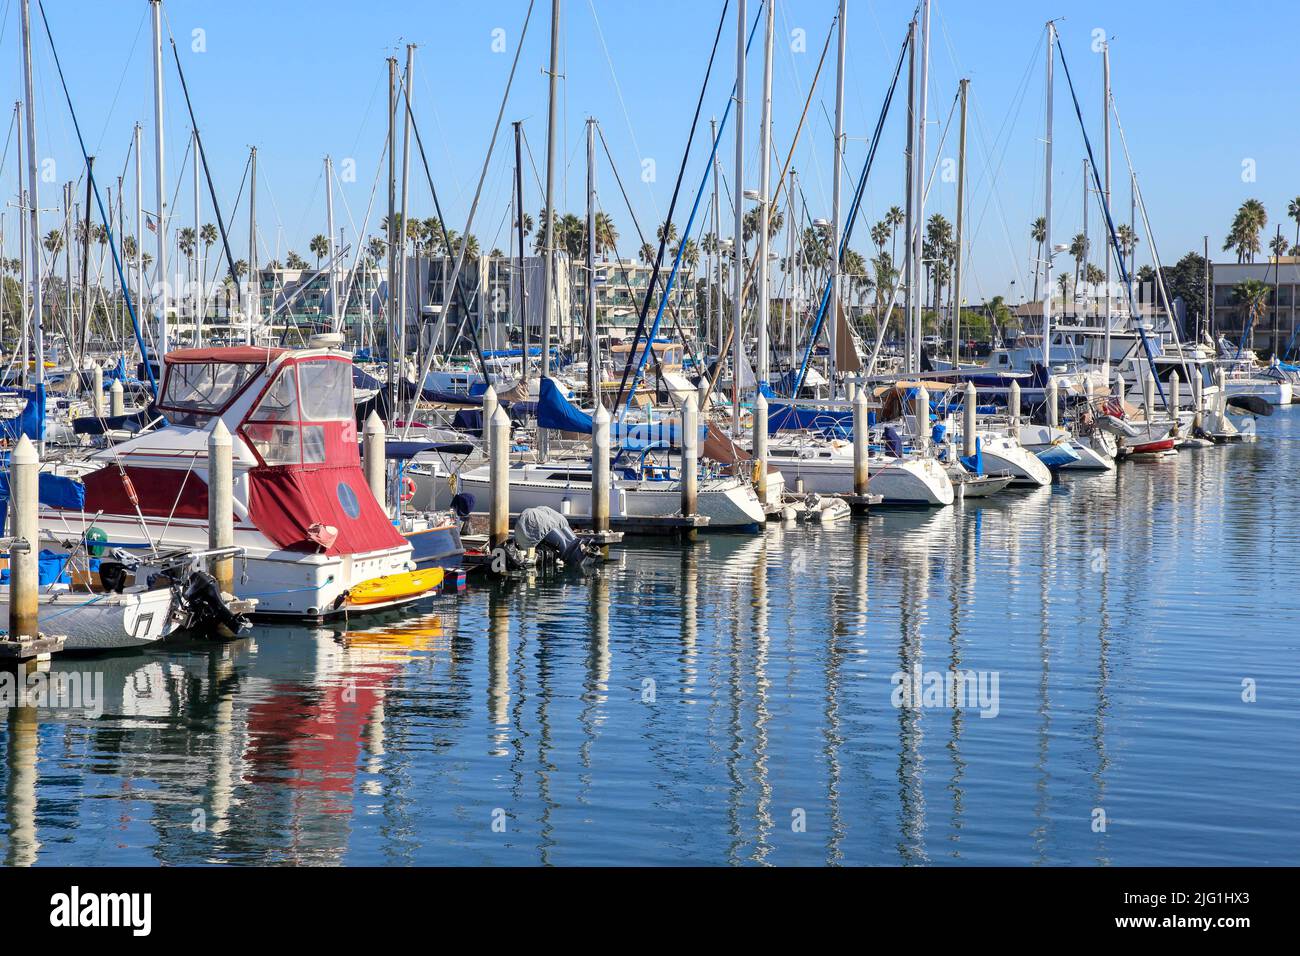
3, 414, 1300, 865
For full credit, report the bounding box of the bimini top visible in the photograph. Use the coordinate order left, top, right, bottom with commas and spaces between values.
164, 346, 288, 365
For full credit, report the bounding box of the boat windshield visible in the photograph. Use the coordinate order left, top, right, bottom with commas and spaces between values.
242, 359, 355, 466
160, 361, 259, 418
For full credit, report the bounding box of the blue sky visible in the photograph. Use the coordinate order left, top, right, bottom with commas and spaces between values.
5, 0, 1299, 305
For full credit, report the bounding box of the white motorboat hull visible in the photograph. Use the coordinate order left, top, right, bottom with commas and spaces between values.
0, 585, 179, 651
977, 435, 1052, 486
457, 468, 766, 529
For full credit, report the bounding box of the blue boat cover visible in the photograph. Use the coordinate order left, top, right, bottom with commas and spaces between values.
0, 470, 86, 535
0, 384, 45, 443
767, 403, 855, 438
537, 376, 592, 434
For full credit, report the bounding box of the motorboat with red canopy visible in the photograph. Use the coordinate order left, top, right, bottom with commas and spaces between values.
40, 345, 439, 619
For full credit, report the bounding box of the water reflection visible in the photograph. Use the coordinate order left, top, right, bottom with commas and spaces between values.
4, 417, 1300, 865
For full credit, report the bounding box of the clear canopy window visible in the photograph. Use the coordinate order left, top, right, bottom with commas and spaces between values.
296, 360, 353, 421
161, 362, 258, 413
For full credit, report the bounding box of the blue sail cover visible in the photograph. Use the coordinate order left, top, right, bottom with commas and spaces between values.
0, 470, 85, 536
767, 402, 857, 438
0, 384, 45, 443
537, 376, 592, 434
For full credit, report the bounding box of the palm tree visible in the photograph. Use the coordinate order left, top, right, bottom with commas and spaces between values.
285, 251, 308, 270
886, 205, 904, 264
1269, 232, 1289, 259
1224, 199, 1267, 263
594, 212, 618, 258
1030, 216, 1046, 300
178, 227, 196, 260
309, 234, 329, 267
200, 223, 217, 272
43, 229, 64, 256
1289, 196, 1300, 251
1069, 232, 1088, 299
366, 236, 387, 267
1233, 278, 1271, 350
1115, 223, 1138, 264
122, 235, 138, 260
638, 241, 655, 265
656, 220, 678, 250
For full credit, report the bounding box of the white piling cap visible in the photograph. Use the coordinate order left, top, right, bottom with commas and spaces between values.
11, 434, 37, 465
209, 418, 232, 446
755, 391, 767, 411
593, 402, 610, 424
482, 384, 498, 403
364, 410, 386, 435
109, 379, 124, 392
491, 405, 510, 426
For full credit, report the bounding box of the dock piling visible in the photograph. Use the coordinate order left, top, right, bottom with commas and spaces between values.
1046, 376, 1058, 429
91, 365, 104, 418
109, 379, 125, 417
853, 386, 870, 496
1009, 379, 1021, 431
481, 385, 498, 445
962, 381, 977, 458
489, 405, 511, 550
8, 436, 39, 641
592, 403, 611, 533
363, 411, 386, 512
915, 384, 931, 446
1144, 371, 1156, 420
207, 419, 235, 595
1169, 369, 1180, 417
681, 393, 699, 522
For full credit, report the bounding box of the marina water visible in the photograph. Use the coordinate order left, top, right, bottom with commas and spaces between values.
2, 414, 1298, 866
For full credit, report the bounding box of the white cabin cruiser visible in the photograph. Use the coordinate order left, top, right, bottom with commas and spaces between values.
39, 346, 440, 621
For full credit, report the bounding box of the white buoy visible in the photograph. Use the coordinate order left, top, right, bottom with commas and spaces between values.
109, 378, 125, 417
1046, 376, 1058, 429
853, 386, 870, 496
592, 403, 611, 533
207, 419, 234, 595
962, 380, 977, 458
363, 411, 387, 514
489, 405, 511, 549
753, 391, 769, 506
681, 393, 699, 517
8, 435, 39, 640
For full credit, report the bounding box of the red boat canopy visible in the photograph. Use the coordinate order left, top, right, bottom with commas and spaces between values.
164, 346, 288, 365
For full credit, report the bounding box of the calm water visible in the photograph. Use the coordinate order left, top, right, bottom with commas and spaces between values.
4, 413, 1300, 866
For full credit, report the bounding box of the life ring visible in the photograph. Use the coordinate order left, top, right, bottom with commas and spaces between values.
401, 476, 417, 502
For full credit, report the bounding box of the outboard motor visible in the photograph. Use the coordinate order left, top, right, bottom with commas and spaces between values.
181, 570, 251, 639
512, 506, 600, 568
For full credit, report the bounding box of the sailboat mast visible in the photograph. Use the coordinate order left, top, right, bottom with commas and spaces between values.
731, 0, 746, 434
326, 154, 339, 333
397, 44, 414, 390
385, 56, 397, 417
756, 0, 774, 389
1043, 19, 1055, 372
19, 0, 43, 389
150, 0, 168, 358
1102, 40, 1112, 367
952, 77, 968, 365
911, 0, 930, 375
134, 122, 143, 343
193, 128, 201, 346
540, 0, 560, 384
712, 117, 723, 363
829, 0, 846, 387
247, 145, 257, 345
585, 117, 598, 407
16, 101, 27, 384
513, 121, 529, 384
903, 20, 915, 374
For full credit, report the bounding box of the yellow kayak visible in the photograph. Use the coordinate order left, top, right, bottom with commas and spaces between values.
346, 568, 445, 607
